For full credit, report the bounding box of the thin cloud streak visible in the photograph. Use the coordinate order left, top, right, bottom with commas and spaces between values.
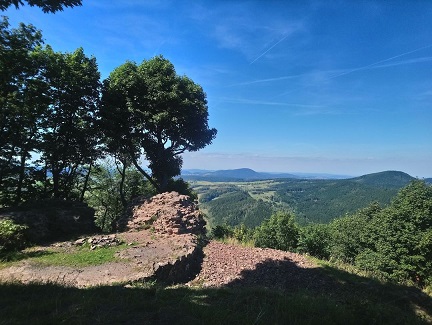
328, 44, 432, 79
274, 46, 432, 99
227, 74, 307, 87
366, 56, 432, 69
250, 33, 290, 64
236, 53, 432, 90
219, 97, 324, 108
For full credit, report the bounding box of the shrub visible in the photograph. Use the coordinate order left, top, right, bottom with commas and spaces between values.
0, 219, 28, 254
298, 223, 331, 259
233, 224, 254, 243
254, 211, 299, 251
167, 178, 197, 200
211, 224, 234, 239
328, 202, 380, 263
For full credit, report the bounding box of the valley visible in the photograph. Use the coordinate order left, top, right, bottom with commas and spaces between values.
188, 170, 417, 227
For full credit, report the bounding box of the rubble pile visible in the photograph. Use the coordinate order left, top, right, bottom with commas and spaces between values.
124, 192, 206, 236
73, 234, 121, 250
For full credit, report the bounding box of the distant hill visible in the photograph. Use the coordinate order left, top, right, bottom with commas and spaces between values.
351, 171, 415, 187
182, 168, 297, 181
181, 168, 353, 181
209, 168, 266, 179
425, 178, 432, 185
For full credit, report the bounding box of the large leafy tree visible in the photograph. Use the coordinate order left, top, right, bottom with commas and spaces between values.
0, 18, 102, 204
0, 17, 47, 204
37, 46, 101, 199
101, 56, 217, 193
0, 0, 82, 13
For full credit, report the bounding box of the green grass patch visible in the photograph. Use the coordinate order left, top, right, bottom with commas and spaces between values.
31, 244, 128, 267
0, 244, 129, 268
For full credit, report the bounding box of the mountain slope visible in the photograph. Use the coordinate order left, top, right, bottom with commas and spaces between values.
351, 171, 414, 188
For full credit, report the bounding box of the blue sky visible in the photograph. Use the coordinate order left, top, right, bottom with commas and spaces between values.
5, 1, 432, 177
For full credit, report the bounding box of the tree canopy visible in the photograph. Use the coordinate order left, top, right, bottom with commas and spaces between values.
0, 0, 82, 13
0, 18, 101, 204
0, 19, 215, 230
37, 46, 101, 199
0, 17, 45, 203
100, 56, 217, 192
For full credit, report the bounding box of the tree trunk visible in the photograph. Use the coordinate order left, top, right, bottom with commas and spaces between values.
79, 162, 92, 202
130, 155, 161, 193
15, 150, 27, 204
52, 166, 60, 198
118, 162, 127, 207
159, 173, 169, 193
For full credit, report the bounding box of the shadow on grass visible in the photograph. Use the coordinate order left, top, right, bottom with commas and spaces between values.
1, 258, 431, 324
225, 257, 432, 324
0, 249, 54, 263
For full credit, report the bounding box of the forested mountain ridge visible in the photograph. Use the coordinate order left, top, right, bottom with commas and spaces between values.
351, 170, 415, 187
192, 170, 419, 227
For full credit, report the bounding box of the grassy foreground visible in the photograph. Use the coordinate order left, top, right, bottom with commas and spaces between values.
1, 277, 432, 325
1, 244, 431, 324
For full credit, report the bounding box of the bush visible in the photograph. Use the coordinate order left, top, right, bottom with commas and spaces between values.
167, 178, 197, 200
233, 224, 255, 243
86, 163, 156, 232
254, 211, 299, 251
357, 181, 432, 284
298, 223, 331, 259
211, 224, 234, 239
0, 219, 28, 254
328, 202, 380, 263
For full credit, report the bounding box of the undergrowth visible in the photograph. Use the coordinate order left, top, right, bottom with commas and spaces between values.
217, 237, 255, 248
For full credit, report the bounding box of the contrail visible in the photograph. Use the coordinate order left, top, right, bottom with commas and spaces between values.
250, 34, 289, 65
329, 44, 432, 79
273, 44, 432, 99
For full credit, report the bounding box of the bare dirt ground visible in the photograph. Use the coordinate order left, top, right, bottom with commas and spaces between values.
189, 241, 331, 292
0, 235, 330, 291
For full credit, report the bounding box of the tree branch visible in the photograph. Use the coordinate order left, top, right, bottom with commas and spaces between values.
129, 153, 161, 193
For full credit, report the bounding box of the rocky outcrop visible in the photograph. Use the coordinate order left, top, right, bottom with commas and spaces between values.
0, 199, 97, 244
119, 191, 206, 236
